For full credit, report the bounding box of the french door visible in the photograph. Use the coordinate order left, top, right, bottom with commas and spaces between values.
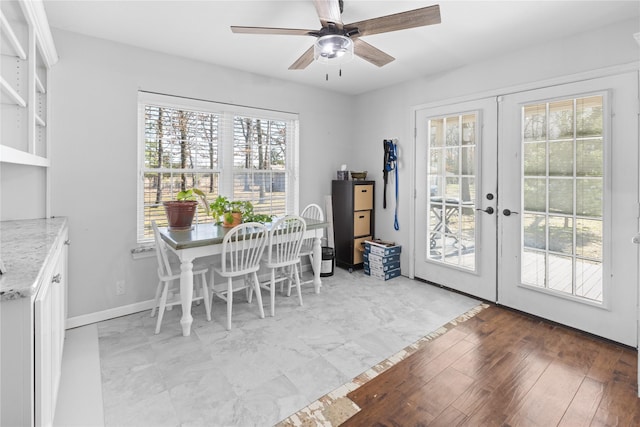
415, 72, 638, 345
498, 73, 638, 346
415, 98, 498, 301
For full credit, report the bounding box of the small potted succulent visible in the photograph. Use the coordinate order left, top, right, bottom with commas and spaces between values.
163, 188, 209, 231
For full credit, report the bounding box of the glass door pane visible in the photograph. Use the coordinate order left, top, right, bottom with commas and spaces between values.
521, 96, 604, 302
427, 113, 477, 270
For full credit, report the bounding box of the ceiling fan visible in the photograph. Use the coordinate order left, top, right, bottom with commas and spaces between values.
231, 0, 441, 70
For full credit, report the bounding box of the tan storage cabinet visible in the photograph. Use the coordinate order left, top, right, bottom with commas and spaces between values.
332, 180, 375, 271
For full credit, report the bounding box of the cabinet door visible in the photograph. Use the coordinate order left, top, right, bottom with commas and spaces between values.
353, 211, 371, 236
354, 184, 374, 210
34, 238, 67, 427
353, 235, 372, 264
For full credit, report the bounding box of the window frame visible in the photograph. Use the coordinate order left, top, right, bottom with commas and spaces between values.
137, 91, 299, 243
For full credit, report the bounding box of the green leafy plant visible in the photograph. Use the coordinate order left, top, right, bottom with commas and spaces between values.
241, 202, 273, 224
209, 195, 273, 225
175, 188, 210, 215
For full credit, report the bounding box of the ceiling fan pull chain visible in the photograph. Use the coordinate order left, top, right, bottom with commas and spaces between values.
326, 73, 329, 81
339, 68, 342, 77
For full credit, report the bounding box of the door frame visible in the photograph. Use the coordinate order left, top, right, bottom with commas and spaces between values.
409, 62, 639, 281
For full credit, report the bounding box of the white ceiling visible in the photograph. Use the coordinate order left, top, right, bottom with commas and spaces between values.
43, 0, 639, 95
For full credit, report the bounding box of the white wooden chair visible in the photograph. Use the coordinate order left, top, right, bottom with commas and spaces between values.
293, 203, 324, 295
210, 222, 268, 330
151, 221, 211, 334
261, 215, 306, 316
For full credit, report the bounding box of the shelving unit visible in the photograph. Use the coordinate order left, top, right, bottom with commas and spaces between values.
0, 0, 58, 166
332, 180, 376, 271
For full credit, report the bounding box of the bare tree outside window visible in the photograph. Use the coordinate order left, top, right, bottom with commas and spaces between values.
139, 95, 297, 242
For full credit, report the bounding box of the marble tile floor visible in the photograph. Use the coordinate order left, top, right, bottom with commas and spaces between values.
59, 268, 481, 426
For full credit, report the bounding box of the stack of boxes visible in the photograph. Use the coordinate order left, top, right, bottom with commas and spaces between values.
363, 240, 402, 280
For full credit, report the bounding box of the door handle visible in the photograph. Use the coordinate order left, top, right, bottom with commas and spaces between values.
476, 207, 494, 215
503, 209, 519, 216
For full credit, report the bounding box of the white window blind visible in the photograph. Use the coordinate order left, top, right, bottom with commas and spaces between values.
137, 92, 299, 242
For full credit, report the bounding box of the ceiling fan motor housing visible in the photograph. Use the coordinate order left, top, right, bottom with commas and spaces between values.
314, 34, 353, 60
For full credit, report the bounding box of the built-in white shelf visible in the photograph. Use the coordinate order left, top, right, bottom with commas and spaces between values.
0, 10, 27, 60
0, 145, 50, 167
35, 74, 46, 93
0, 75, 27, 107
1, 0, 58, 169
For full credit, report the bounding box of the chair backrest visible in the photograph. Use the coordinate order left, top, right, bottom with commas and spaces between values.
220, 222, 268, 275
266, 215, 306, 267
152, 221, 174, 277
300, 203, 324, 250
301, 203, 324, 222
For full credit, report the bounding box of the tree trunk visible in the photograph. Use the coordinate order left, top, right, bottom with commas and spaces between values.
242, 118, 252, 191
179, 110, 188, 191
208, 115, 215, 192
257, 119, 265, 201
155, 107, 164, 204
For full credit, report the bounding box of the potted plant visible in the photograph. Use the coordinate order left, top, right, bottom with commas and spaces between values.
209, 196, 273, 227
163, 188, 209, 231
209, 195, 246, 227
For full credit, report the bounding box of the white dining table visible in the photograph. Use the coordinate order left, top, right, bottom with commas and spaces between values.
158, 218, 328, 336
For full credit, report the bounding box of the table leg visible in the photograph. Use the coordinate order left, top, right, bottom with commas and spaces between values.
312, 235, 322, 293
179, 257, 194, 336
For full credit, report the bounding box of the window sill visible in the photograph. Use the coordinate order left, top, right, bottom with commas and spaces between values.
131, 244, 155, 260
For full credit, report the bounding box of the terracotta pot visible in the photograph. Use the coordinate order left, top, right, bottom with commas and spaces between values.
163, 201, 198, 231
222, 212, 242, 228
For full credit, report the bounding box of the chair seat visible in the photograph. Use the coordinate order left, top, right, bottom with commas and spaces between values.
160, 264, 209, 282
262, 256, 299, 270
299, 241, 314, 255
215, 263, 260, 278
157, 264, 209, 302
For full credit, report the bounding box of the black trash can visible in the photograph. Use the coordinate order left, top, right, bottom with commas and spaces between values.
320, 247, 335, 277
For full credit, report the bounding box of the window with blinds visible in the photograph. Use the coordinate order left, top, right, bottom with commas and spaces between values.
138, 92, 299, 242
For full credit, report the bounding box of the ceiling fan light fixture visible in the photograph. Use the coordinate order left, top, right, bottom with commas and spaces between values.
314, 34, 353, 63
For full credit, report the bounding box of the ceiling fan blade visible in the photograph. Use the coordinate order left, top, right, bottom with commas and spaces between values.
313, 0, 343, 29
346, 4, 441, 37
353, 38, 394, 67
231, 26, 316, 36
289, 46, 315, 70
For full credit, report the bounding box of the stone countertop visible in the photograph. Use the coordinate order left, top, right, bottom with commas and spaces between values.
0, 217, 68, 301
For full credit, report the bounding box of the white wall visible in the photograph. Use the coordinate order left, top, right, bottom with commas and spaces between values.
49, 29, 354, 319
351, 18, 640, 274
1, 163, 46, 220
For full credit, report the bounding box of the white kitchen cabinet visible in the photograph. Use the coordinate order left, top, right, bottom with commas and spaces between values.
0, 218, 69, 427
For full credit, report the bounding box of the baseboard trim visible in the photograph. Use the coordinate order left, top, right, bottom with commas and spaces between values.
65, 263, 315, 330
65, 300, 155, 329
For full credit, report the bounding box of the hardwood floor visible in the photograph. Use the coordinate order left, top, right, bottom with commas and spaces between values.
342, 305, 640, 426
